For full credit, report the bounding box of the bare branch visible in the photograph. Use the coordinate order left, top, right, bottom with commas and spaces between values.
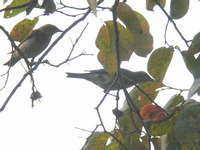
155, 0, 189, 47
0, 8, 93, 112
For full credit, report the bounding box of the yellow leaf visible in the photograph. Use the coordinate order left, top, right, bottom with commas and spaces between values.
10, 17, 39, 42
4, 0, 29, 18
96, 21, 136, 72
116, 3, 153, 57
97, 49, 118, 74
83, 132, 109, 150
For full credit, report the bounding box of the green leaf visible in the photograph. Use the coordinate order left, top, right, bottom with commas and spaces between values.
116, 2, 153, 57
42, 0, 56, 15
146, 117, 175, 136
151, 137, 161, 150
105, 130, 122, 150
106, 142, 120, 150
148, 47, 174, 81
10, 17, 39, 42
133, 33, 154, 57
170, 0, 189, 19
181, 51, 200, 78
146, 0, 166, 11
188, 32, 200, 55
118, 108, 142, 139
114, 112, 147, 150
175, 103, 200, 147
4, 0, 29, 18
117, 2, 149, 33
188, 78, 200, 99
96, 21, 135, 73
164, 94, 184, 111
83, 132, 109, 150
160, 131, 181, 150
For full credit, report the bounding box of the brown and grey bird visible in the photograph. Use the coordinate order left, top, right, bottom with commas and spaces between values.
66, 68, 154, 90
4, 24, 62, 67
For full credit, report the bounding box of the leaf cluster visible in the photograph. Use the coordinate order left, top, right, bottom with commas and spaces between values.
0, 0, 200, 150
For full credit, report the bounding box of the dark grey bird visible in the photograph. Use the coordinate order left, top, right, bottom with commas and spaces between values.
66, 68, 154, 90
4, 24, 62, 67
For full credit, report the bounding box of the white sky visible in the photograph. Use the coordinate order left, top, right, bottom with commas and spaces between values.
0, 0, 199, 150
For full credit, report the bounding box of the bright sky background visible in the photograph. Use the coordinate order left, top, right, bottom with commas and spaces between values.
0, 0, 199, 150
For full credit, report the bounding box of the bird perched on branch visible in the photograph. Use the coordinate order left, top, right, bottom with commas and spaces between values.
66, 69, 154, 90
4, 24, 62, 67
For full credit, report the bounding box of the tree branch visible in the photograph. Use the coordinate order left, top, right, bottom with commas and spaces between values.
155, 0, 189, 47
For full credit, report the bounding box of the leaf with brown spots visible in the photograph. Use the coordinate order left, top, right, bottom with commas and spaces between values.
10, 17, 39, 42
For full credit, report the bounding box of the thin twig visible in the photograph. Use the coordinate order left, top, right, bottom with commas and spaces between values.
40, 23, 89, 67
0, 7, 93, 112
123, 88, 152, 150
135, 84, 170, 116
81, 125, 101, 149
155, 0, 189, 47
164, 20, 170, 46
0, 26, 32, 89
58, 0, 88, 10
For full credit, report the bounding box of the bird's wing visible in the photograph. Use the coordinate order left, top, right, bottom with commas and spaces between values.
18, 29, 39, 47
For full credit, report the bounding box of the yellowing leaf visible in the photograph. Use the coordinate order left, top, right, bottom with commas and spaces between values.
106, 130, 122, 150
147, 117, 175, 136
133, 33, 153, 57
10, 17, 39, 42
188, 32, 200, 55
148, 47, 174, 81
116, 3, 153, 57
170, 0, 189, 19
83, 132, 109, 150
96, 21, 136, 73
146, 0, 166, 11
97, 49, 118, 73
129, 82, 163, 108
96, 24, 111, 51
4, 0, 29, 18
117, 2, 149, 33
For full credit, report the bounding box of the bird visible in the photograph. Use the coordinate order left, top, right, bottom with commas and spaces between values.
4, 24, 62, 67
66, 68, 154, 90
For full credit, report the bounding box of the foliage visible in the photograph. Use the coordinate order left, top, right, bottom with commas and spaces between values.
0, 0, 199, 150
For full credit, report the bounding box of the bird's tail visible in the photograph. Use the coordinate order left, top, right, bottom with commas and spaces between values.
66, 72, 89, 79
4, 57, 20, 67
